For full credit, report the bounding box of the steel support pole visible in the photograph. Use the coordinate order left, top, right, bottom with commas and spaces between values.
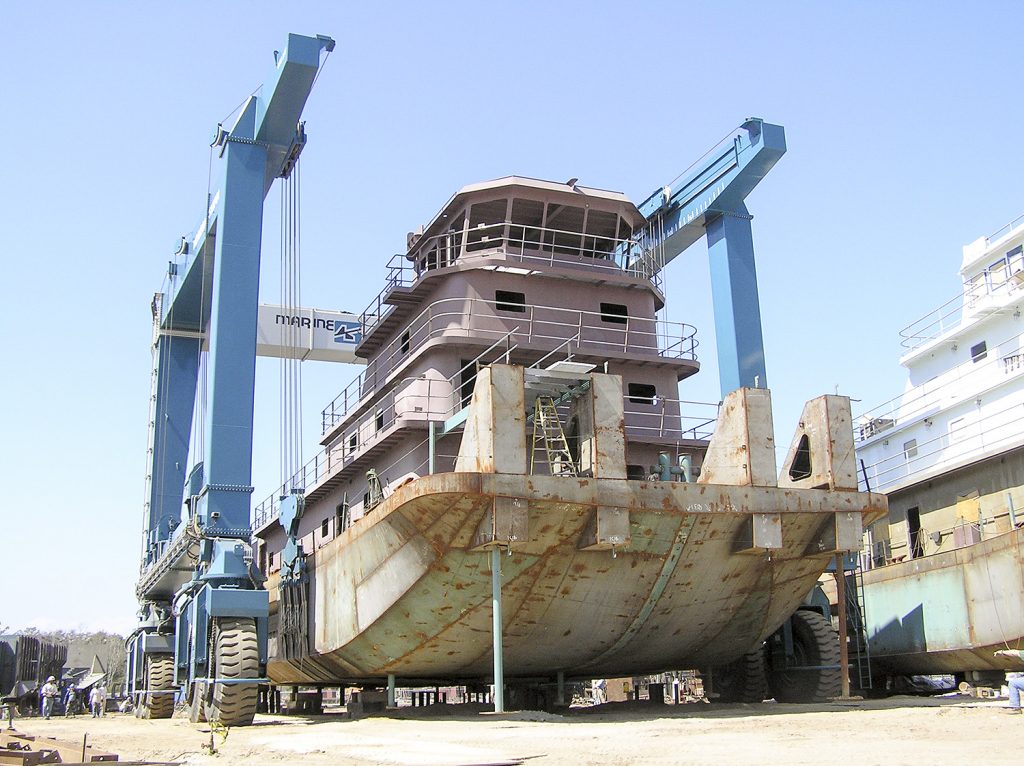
428, 421, 436, 475
834, 553, 851, 699
556, 671, 565, 706
491, 546, 505, 713
387, 674, 396, 707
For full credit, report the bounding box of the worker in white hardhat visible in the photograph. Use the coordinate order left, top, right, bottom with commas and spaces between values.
40, 677, 59, 719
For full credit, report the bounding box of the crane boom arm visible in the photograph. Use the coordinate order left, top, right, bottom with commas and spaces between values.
634, 118, 786, 396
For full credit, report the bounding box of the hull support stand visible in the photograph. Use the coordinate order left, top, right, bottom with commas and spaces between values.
387, 674, 396, 708
834, 553, 851, 699
491, 546, 505, 713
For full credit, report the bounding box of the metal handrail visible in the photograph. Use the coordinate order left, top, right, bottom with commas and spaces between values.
900, 260, 1024, 351
321, 296, 698, 433
856, 328, 1024, 439
358, 222, 662, 334
255, 389, 720, 529
987, 212, 1024, 246
857, 399, 1024, 493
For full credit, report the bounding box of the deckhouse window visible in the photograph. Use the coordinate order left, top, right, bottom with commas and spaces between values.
600, 303, 628, 325
628, 383, 657, 405
903, 439, 918, 459
495, 290, 526, 313
970, 341, 987, 362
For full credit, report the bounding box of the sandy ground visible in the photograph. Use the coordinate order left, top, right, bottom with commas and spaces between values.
8, 696, 1023, 766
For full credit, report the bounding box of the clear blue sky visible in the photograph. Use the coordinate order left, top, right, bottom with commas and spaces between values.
3, 1, 1022, 634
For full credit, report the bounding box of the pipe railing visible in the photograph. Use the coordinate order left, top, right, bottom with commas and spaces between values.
855, 329, 1024, 441
857, 400, 1024, 493
322, 296, 698, 434
358, 222, 663, 335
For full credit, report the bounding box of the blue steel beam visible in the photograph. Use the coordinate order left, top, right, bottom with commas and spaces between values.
142, 33, 333, 561
637, 118, 785, 396
158, 33, 334, 336
145, 334, 201, 566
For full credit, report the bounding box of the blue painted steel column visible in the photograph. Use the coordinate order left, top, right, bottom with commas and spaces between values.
706, 202, 768, 395
147, 335, 201, 563
197, 98, 268, 535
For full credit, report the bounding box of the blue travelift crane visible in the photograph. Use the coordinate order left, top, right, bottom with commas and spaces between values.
127, 33, 335, 726
630, 118, 786, 397
634, 121, 865, 700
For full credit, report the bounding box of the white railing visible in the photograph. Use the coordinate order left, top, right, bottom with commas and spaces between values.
856, 329, 1024, 441
322, 296, 698, 434
900, 261, 1024, 352
358, 222, 663, 335
857, 399, 1024, 493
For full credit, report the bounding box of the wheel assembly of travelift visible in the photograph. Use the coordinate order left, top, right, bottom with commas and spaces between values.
138, 654, 175, 719
188, 617, 260, 726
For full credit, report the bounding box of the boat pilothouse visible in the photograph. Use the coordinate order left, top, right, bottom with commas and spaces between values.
854, 213, 1024, 681
255, 175, 712, 566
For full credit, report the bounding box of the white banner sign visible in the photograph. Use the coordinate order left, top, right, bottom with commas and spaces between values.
256, 304, 364, 363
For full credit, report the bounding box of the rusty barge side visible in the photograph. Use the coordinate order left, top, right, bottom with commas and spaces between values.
266, 365, 886, 685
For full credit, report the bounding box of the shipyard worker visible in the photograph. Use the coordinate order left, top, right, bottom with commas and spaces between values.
995, 649, 1024, 713
89, 683, 107, 717
63, 685, 77, 717
40, 677, 58, 719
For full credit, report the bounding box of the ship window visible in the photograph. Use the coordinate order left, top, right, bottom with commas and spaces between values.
495, 290, 526, 313
336, 502, 350, 532
545, 204, 586, 255
949, 417, 967, 443
903, 439, 918, 459
600, 302, 628, 325
906, 506, 924, 559
989, 258, 1008, 290
348, 432, 358, 455
628, 383, 657, 405
1008, 245, 1024, 278
460, 359, 478, 408
466, 199, 508, 253
401, 330, 410, 355
375, 409, 385, 432
510, 198, 545, 251
321, 518, 329, 538
971, 341, 987, 362
626, 464, 646, 480
584, 210, 619, 257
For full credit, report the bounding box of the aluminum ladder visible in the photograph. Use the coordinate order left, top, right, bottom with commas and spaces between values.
530, 397, 577, 476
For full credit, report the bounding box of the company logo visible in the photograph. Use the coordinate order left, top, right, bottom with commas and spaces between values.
334, 321, 361, 345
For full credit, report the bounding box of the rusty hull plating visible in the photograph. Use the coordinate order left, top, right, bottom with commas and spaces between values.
266, 366, 886, 684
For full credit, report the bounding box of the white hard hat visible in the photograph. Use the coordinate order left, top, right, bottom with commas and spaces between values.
46, 676, 55, 682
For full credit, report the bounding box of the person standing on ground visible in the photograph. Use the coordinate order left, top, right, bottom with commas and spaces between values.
89, 683, 107, 717
63, 685, 77, 717
39, 677, 58, 720
995, 649, 1024, 713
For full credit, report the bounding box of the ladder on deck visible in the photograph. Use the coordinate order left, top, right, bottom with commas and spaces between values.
530, 397, 577, 477
845, 563, 873, 691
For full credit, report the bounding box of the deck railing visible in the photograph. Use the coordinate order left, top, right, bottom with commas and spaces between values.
358, 222, 662, 335
322, 296, 698, 434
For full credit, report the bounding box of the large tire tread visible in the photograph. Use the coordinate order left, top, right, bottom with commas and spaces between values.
142, 655, 175, 720
770, 610, 842, 703
206, 617, 259, 726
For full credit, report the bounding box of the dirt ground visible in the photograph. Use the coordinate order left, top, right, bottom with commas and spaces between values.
8, 696, 1022, 766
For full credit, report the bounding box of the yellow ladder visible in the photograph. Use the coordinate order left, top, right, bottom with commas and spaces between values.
531, 397, 577, 476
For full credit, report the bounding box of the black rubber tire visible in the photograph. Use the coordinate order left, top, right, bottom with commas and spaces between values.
708, 649, 768, 703
141, 655, 175, 719
205, 617, 259, 726
769, 610, 842, 703
188, 681, 207, 723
